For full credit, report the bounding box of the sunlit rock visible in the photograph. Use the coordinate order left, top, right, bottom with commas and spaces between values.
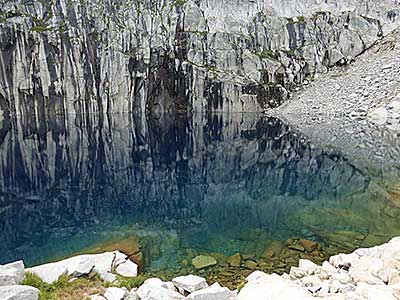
0, 285, 39, 300
0, 261, 25, 286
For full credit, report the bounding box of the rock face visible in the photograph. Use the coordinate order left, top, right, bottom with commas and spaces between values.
0, 285, 40, 300
0, 0, 399, 116
0, 261, 25, 286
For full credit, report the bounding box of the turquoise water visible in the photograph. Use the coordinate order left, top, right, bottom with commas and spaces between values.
0, 113, 399, 271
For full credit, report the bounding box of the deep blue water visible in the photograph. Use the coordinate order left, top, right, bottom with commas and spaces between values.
0, 113, 399, 271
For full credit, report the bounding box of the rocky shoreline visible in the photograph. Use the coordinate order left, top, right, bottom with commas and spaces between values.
2, 236, 400, 299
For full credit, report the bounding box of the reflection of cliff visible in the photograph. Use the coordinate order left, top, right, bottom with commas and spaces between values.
1, 0, 399, 115
0, 113, 369, 263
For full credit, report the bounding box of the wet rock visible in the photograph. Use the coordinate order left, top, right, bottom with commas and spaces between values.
172, 275, 208, 293
0, 285, 39, 300
299, 239, 318, 253
227, 253, 242, 267
243, 261, 258, 270
0, 261, 25, 286
288, 244, 305, 252
192, 255, 217, 269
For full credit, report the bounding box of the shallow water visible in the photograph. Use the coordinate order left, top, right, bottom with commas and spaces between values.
1, 113, 400, 274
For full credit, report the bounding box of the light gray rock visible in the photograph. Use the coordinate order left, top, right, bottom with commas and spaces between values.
115, 259, 138, 278
137, 278, 183, 299
172, 275, 208, 293
99, 271, 117, 283
26, 262, 68, 284
27, 251, 136, 283
104, 287, 128, 300
0, 261, 25, 286
125, 289, 139, 300
186, 285, 237, 300
0, 285, 40, 300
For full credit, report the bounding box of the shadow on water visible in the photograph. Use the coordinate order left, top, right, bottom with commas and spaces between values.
0, 112, 400, 273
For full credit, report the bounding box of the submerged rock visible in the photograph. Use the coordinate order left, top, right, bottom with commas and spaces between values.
192, 255, 217, 269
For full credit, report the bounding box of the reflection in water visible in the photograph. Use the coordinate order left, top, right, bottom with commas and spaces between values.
0, 113, 399, 271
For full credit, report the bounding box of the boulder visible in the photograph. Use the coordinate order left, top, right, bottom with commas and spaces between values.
0, 261, 25, 286
298, 259, 318, 275
355, 282, 398, 300
125, 289, 139, 300
192, 255, 217, 269
0, 285, 39, 300
238, 272, 314, 300
99, 271, 117, 283
186, 285, 237, 300
27, 251, 137, 283
137, 278, 183, 299
65, 256, 95, 277
115, 259, 138, 278
104, 287, 128, 300
26, 262, 68, 284
227, 253, 242, 267
172, 275, 208, 293
298, 239, 318, 253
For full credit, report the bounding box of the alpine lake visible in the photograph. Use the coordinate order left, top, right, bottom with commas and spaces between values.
1, 112, 400, 289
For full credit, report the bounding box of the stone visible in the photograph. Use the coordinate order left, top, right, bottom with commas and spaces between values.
238, 273, 313, 300
355, 282, 398, 300
115, 259, 138, 278
186, 285, 237, 300
192, 255, 217, 269
104, 287, 128, 300
299, 239, 318, 252
90, 295, 107, 300
0, 261, 25, 286
66, 256, 95, 277
368, 106, 388, 125
0, 285, 40, 300
137, 278, 183, 299
227, 253, 242, 267
172, 275, 208, 293
125, 290, 139, 300
288, 244, 305, 252
26, 262, 68, 284
26, 251, 128, 283
243, 260, 258, 270
99, 271, 117, 283
298, 259, 318, 275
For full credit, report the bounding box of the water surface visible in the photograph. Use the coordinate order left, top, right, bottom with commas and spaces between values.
1, 113, 399, 275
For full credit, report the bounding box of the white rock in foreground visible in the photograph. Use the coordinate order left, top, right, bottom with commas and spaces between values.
104, 287, 128, 300
26, 251, 138, 283
26, 261, 68, 284
172, 274, 208, 293
0, 285, 39, 300
137, 278, 184, 300
0, 261, 25, 286
238, 272, 314, 300
186, 284, 237, 300
115, 259, 138, 277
